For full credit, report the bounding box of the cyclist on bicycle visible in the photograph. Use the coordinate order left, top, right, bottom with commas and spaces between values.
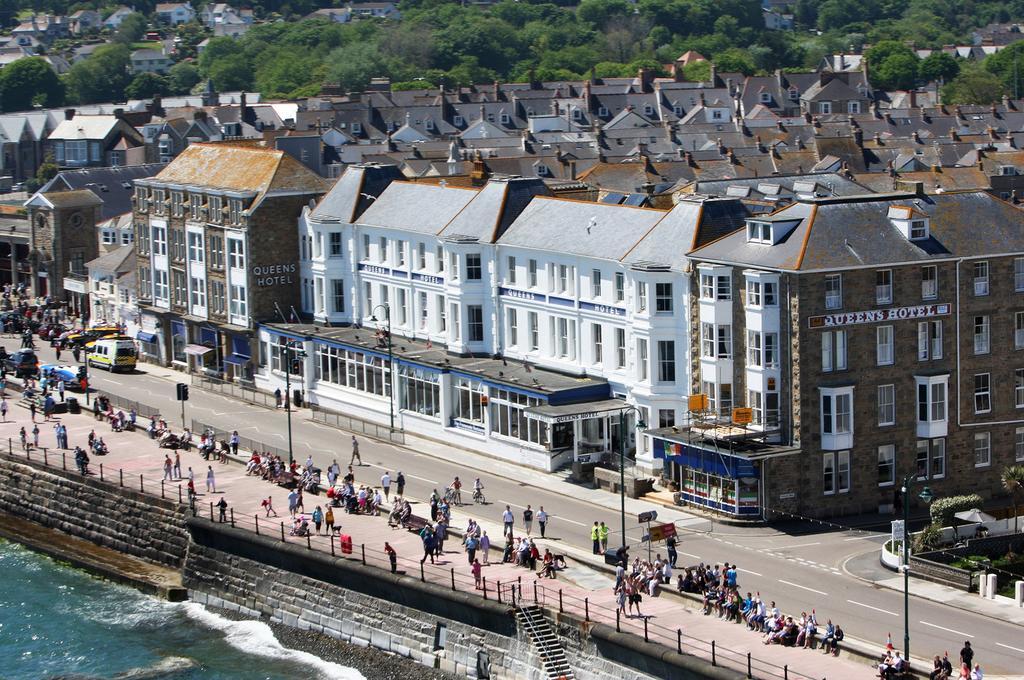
473, 477, 485, 503
450, 476, 463, 505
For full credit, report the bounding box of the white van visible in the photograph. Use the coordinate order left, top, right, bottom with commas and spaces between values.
87, 338, 137, 372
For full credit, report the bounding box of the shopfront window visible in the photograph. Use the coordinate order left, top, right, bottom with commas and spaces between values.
453, 377, 485, 424
313, 343, 391, 396
399, 365, 441, 418
171, 321, 186, 363
490, 389, 548, 447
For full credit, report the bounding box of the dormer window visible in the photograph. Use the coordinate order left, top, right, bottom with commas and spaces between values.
425, 118, 434, 130
500, 112, 510, 125
888, 205, 930, 241
453, 115, 464, 126
572, 108, 583, 121
598, 106, 609, 117
759, 92, 771, 104
747, 221, 773, 244
673, 105, 682, 116
910, 220, 928, 239
1001, 165, 1017, 176
788, 87, 799, 100
643, 104, 654, 116
351, 121, 362, 134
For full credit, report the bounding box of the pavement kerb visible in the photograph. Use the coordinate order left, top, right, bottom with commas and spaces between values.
116, 362, 702, 530
839, 549, 1024, 629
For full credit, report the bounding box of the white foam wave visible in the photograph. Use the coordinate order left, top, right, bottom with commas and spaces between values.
180, 602, 366, 680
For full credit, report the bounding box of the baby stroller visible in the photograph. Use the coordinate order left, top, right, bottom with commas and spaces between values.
158, 431, 181, 449
303, 468, 321, 494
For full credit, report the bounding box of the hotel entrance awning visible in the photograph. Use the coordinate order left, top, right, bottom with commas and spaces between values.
184, 344, 214, 356
525, 398, 629, 424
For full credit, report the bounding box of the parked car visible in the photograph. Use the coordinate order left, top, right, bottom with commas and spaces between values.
4, 349, 39, 378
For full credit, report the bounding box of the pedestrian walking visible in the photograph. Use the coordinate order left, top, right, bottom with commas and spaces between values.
480, 530, 491, 565
591, 522, 601, 554
206, 466, 216, 493
0, 397, 6, 422
381, 470, 391, 500
472, 558, 482, 589
163, 455, 173, 480
173, 452, 181, 479
327, 459, 339, 486
435, 519, 447, 556
465, 533, 478, 565
31, 423, 39, 448
599, 521, 610, 552
274, 387, 282, 408
419, 525, 436, 565
396, 470, 406, 497
666, 533, 678, 567
312, 506, 324, 534
58, 380, 65, 402
537, 506, 548, 538
502, 505, 514, 536
261, 496, 279, 517
288, 489, 299, 516
324, 505, 335, 534
229, 431, 240, 456
54, 345, 61, 362
19, 426, 26, 451
385, 542, 397, 573
29, 401, 36, 422
350, 435, 361, 465
217, 497, 228, 522
523, 504, 534, 535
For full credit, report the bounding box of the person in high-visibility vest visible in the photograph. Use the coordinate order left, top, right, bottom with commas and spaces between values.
599, 522, 610, 552
591, 522, 600, 554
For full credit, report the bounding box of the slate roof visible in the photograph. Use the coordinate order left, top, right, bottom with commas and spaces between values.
310, 163, 405, 223
497, 196, 667, 260
689, 190, 1024, 271
86, 244, 135, 274
356, 181, 478, 234
42, 164, 166, 220
440, 176, 550, 242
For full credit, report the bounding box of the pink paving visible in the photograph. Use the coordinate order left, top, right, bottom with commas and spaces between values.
0, 405, 868, 680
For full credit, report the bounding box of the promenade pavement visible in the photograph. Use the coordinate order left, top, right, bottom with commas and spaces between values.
0, 402, 869, 680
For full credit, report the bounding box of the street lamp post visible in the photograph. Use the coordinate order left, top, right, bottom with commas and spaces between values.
900, 473, 933, 662
8, 226, 17, 289
617, 405, 646, 551
282, 340, 306, 465
370, 303, 394, 433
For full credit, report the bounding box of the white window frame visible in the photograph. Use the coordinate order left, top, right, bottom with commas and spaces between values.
974, 432, 991, 467
821, 330, 847, 372
918, 321, 942, 360
974, 261, 989, 296
876, 325, 894, 366
1016, 312, 1024, 349
974, 372, 991, 414
824, 274, 842, 310
820, 386, 854, 450
878, 444, 895, 487
876, 269, 892, 305
921, 265, 937, 300
974, 315, 990, 355
1015, 257, 1024, 292
878, 384, 895, 426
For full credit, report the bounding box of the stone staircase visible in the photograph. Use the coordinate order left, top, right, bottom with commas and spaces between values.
515, 604, 575, 680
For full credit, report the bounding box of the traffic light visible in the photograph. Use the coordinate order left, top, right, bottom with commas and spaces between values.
291, 359, 302, 374
77, 366, 87, 381
176, 383, 189, 401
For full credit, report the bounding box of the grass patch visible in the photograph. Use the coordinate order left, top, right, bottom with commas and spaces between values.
130, 41, 164, 50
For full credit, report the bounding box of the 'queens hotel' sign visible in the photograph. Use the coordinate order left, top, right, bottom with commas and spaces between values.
808, 303, 951, 329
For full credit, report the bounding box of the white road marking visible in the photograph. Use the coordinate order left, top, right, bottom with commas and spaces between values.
844, 535, 881, 541
780, 541, 822, 549
996, 642, 1024, 653
551, 516, 588, 528
777, 579, 827, 596
919, 621, 973, 638
738, 568, 763, 577
105, 379, 123, 385
680, 551, 702, 559
846, 600, 897, 616
362, 462, 438, 485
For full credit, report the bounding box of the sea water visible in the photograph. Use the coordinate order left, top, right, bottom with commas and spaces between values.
0, 539, 365, 680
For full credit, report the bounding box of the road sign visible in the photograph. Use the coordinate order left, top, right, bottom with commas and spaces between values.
648, 523, 677, 542
637, 510, 658, 523
891, 519, 905, 543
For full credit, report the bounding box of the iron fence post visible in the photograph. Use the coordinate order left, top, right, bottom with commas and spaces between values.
362, 544, 366, 565
161, 480, 165, 499
644, 617, 648, 642
63, 451, 68, 471
497, 581, 502, 604
306, 534, 311, 549
119, 468, 123, 487
559, 589, 563, 613
139, 474, 143, 493
747, 652, 752, 679
42, 448, 47, 466
585, 598, 589, 622
616, 609, 620, 632
280, 522, 285, 542
712, 641, 716, 666
230, 508, 234, 528
451, 568, 456, 591
255, 515, 259, 535
483, 577, 487, 600
677, 629, 682, 654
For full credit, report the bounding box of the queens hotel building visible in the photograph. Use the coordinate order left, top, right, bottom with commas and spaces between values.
132, 144, 330, 375
657, 185, 1024, 519
254, 163, 750, 474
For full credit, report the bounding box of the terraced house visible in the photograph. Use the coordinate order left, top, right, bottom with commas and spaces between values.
658, 185, 1024, 519
132, 143, 330, 378
253, 164, 751, 472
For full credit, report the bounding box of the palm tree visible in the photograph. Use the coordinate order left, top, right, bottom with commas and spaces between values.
1002, 465, 1024, 533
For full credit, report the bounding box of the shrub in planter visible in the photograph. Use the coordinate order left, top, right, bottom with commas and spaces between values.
929, 494, 984, 527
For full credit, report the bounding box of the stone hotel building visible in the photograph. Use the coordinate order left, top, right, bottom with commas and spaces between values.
660, 186, 1024, 519
132, 143, 330, 376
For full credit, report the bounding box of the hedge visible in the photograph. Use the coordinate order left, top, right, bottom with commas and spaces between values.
929, 494, 985, 527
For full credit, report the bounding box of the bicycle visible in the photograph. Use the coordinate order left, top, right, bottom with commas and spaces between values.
472, 488, 486, 504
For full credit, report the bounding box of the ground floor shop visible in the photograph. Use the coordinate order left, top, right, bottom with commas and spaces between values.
252, 323, 651, 472
134, 308, 254, 381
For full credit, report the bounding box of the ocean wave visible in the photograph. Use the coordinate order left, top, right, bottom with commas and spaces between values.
181, 603, 365, 680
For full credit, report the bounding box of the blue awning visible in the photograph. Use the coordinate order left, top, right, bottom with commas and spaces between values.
223, 354, 249, 366
657, 439, 759, 479
136, 331, 157, 344
231, 335, 250, 358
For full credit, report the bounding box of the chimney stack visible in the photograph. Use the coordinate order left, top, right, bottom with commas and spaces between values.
64, 108, 75, 120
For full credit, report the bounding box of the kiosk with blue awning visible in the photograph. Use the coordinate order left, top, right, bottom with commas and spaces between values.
648, 424, 798, 518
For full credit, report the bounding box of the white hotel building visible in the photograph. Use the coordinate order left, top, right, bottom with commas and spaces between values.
255, 164, 750, 472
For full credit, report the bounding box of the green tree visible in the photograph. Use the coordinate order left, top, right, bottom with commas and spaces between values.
919, 52, 960, 83
576, 0, 632, 30
173, 22, 208, 60
28, 153, 59, 193
983, 42, 1024, 98
115, 12, 148, 44
873, 52, 919, 90
324, 41, 390, 92
207, 54, 253, 91
714, 48, 757, 76
198, 36, 244, 73
942, 63, 1004, 104
125, 72, 167, 99
64, 44, 132, 104
1002, 464, 1024, 534
167, 61, 201, 94
0, 57, 63, 112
